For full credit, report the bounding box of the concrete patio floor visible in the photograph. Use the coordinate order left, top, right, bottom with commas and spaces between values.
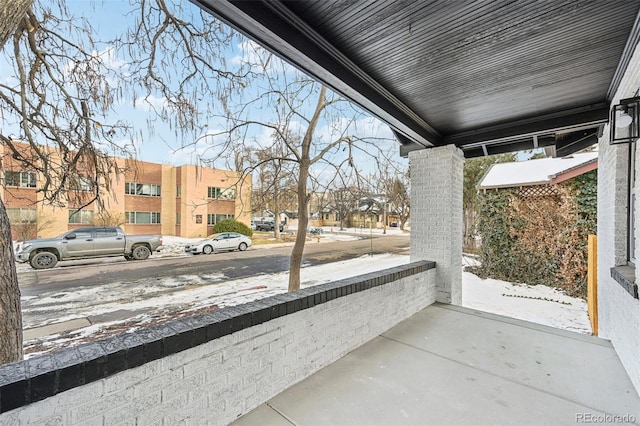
233, 303, 640, 425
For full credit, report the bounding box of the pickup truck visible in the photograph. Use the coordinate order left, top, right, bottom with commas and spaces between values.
14, 226, 163, 269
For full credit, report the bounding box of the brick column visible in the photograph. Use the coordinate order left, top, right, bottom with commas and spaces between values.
409, 145, 463, 305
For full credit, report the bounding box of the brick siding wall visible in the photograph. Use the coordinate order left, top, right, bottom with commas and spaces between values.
597, 40, 640, 394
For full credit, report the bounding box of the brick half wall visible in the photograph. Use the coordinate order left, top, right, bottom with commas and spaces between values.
0, 261, 436, 424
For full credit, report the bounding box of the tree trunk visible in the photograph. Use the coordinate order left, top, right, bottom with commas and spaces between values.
273, 187, 281, 239
0, 0, 31, 49
0, 197, 23, 364
0, 0, 30, 365
288, 159, 310, 292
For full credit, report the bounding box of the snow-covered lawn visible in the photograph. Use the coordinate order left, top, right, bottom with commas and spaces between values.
21, 249, 592, 358
462, 273, 591, 334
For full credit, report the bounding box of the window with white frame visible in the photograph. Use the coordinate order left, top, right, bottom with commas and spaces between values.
5, 171, 36, 188
125, 182, 161, 197
68, 209, 94, 224
207, 186, 236, 200
207, 213, 234, 225
125, 211, 161, 224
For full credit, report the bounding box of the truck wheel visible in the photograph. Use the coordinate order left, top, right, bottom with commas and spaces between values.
131, 245, 151, 260
238, 242, 248, 251
30, 252, 58, 269
202, 245, 214, 255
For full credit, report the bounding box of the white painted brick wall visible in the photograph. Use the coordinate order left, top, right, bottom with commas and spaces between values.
0, 268, 436, 425
409, 145, 464, 304
597, 39, 640, 395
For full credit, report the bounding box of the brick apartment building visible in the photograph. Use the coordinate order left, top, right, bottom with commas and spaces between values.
0, 141, 251, 240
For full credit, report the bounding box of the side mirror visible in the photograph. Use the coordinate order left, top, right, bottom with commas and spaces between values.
66, 233, 77, 240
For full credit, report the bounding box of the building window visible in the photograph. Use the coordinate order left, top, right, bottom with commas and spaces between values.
69, 209, 94, 224
176, 213, 181, 225
195, 214, 202, 224
125, 182, 161, 197
207, 213, 234, 225
207, 186, 236, 200
6, 208, 36, 224
5, 171, 36, 188
176, 185, 181, 198
125, 211, 161, 224
68, 176, 94, 192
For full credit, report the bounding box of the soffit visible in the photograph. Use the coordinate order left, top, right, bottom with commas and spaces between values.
192, 0, 640, 157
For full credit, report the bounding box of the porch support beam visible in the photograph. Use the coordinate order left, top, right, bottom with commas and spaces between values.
409, 145, 464, 304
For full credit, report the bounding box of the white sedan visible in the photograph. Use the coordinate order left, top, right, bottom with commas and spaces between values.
185, 232, 252, 254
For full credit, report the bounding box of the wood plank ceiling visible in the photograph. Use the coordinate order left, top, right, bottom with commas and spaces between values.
192, 0, 640, 157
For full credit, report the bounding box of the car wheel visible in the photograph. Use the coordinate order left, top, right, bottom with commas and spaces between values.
30, 252, 58, 269
202, 245, 214, 255
132, 245, 151, 260
238, 242, 248, 251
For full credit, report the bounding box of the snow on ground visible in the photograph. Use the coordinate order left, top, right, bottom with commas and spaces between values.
23, 253, 409, 329
21, 246, 592, 358
462, 273, 592, 334
461, 255, 592, 334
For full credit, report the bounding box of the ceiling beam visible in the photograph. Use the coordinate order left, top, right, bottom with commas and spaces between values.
191, 0, 441, 148
445, 103, 609, 149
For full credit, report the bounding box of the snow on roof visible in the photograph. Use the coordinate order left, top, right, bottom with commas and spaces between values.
478, 152, 598, 189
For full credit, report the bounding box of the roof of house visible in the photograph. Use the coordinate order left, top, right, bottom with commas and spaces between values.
478, 152, 598, 190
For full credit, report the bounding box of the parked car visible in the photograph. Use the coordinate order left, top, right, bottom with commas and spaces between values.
14, 227, 163, 269
185, 232, 252, 254
254, 219, 284, 232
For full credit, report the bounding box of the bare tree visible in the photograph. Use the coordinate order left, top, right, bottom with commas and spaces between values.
0, 0, 248, 363
94, 211, 126, 227
379, 167, 411, 231
331, 185, 362, 230
250, 141, 297, 239
203, 55, 388, 290
0, 0, 33, 364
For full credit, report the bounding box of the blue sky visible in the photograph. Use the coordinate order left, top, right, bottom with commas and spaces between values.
0, 0, 400, 179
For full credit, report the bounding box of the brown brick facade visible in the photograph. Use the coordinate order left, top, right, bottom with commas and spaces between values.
1, 142, 251, 239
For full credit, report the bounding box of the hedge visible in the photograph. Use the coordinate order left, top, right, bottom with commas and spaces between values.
472, 170, 596, 299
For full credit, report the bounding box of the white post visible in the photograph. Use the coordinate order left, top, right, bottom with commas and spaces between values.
409, 145, 464, 305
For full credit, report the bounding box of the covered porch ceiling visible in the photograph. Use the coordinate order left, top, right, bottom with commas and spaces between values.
192, 0, 640, 158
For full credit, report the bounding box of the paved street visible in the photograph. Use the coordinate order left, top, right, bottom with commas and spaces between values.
19, 234, 410, 344
18, 234, 409, 295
